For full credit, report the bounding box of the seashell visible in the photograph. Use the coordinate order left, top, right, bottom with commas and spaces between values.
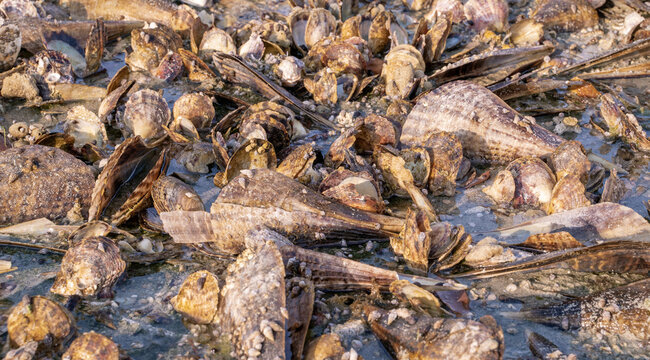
3, 341, 38, 360
319, 168, 384, 213
414, 16, 452, 64
363, 305, 504, 360
125, 24, 182, 73
64, 105, 108, 148
512, 231, 584, 252
170, 270, 220, 324
402, 0, 434, 11
598, 93, 650, 153
240, 101, 295, 151
305, 8, 337, 49
1, 73, 39, 100
548, 140, 590, 182
546, 174, 591, 214
304, 68, 338, 105
600, 169, 626, 204
178, 48, 216, 82
531, 0, 598, 32
238, 32, 264, 60
426, 0, 465, 24
198, 27, 236, 58
0, 0, 45, 19
423, 131, 463, 196
464, 0, 509, 32
25, 50, 75, 84
320, 39, 367, 77
62, 332, 119, 360
482, 169, 515, 204
354, 114, 398, 153
508, 19, 544, 46
122, 89, 171, 145
401, 81, 564, 164
0, 145, 94, 225
286, 277, 314, 360
400, 147, 431, 189
382, 44, 425, 98
273, 56, 304, 87
305, 333, 345, 360
341, 15, 362, 39
390, 280, 446, 317
365, 9, 393, 54
7, 295, 75, 349
464, 237, 515, 267
176, 142, 216, 173
276, 142, 317, 184
506, 157, 556, 209
288, 8, 310, 52
0, 24, 21, 71
234, 19, 291, 52
89, 136, 170, 225
218, 138, 276, 186
152, 51, 183, 82
324, 125, 358, 168
84, 19, 105, 76
8, 122, 29, 139
172, 92, 214, 129
152, 176, 204, 213
51, 236, 126, 298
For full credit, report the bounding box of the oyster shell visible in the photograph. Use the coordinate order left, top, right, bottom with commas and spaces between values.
172, 92, 214, 129
125, 24, 182, 74
170, 270, 220, 324
548, 140, 591, 182
482, 169, 515, 204
464, 0, 509, 33
273, 56, 304, 87
0, 145, 94, 225
64, 105, 108, 148
319, 168, 384, 213
506, 157, 556, 209
423, 131, 463, 196
122, 89, 171, 145
509, 19, 544, 46
7, 295, 75, 350
598, 93, 650, 153
199, 27, 236, 58
546, 173, 591, 214
382, 44, 425, 98
401, 81, 564, 164
62, 332, 119, 360
51, 236, 126, 298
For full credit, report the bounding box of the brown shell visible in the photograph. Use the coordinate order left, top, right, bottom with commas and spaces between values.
1, 72, 40, 100
7, 295, 75, 349
598, 93, 650, 153
153, 51, 183, 82
172, 92, 214, 129
0, 0, 45, 18
62, 331, 119, 360
320, 168, 384, 213
424, 131, 463, 197
276, 143, 317, 183
390, 280, 445, 317
170, 270, 220, 324
382, 44, 425, 98
152, 176, 204, 213
122, 89, 171, 144
286, 277, 314, 359
221, 138, 277, 186
367, 10, 392, 54
402, 81, 564, 164
240, 101, 294, 151
482, 169, 516, 204
506, 157, 556, 208
548, 140, 591, 183
0, 145, 94, 225
324, 125, 358, 168
546, 173, 591, 214
84, 19, 105, 75
600, 169, 626, 204
305, 333, 345, 360
321, 40, 366, 77
464, 0, 509, 32
516, 231, 584, 252
304, 8, 337, 49
51, 236, 126, 298
355, 114, 398, 154
532, 0, 598, 32
25, 50, 75, 84
125, 25, 182, 73
3, 341, 38, 360
400, 147, 431, 189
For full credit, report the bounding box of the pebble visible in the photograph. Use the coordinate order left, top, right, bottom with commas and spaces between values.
505, 283, 517, 292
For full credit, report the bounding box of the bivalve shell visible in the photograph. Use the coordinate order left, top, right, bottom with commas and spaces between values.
0, 24, 21, 71
62, 332, 119, 360
170, 270, 220, 324
7, 295, 75, 349
172, 92, 214, 129
464, 0, 509, 32
123, 89, 171, 144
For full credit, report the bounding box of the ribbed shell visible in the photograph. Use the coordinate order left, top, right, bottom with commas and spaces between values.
401, 81, 564, 164
123, 89, 171, 143
464, 0, 509, 32
0, 145, 94, 225
62, 332, 119, 360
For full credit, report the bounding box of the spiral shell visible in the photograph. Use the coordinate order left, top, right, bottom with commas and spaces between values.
51, 236, 126, 298
152, 176, 204, 213
62, 332, 119, 360
0, 24, 21, 71
123, 89, 171, 144
546, 174, 591, 214
170, 270, 220, 324
464, 0, 509, 32
7, 296, 75, 349
172, 92, 214, 129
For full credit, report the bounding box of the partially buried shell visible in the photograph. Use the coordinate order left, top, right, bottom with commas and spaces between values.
464, 0, 509, 32
382, 44, 425, 98
122, 89, 171, 145
239, 101, 295, 151
7, 295, 75, 350
51, 236, 126, 298
401, 81, 564, 164
171, 270, 220, 324
0, 145, 94, 225
152, 176, 204, 213
0, 23, 21, 71
172, 92, 214, 129
62, 332, 119, 360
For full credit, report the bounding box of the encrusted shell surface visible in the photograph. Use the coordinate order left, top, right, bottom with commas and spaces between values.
152, 176, 204, 213
62, 331, 119, 360
320, 168, 384, 213
50, 236, 126, 298
26, 50, 75, 84
423, 131, 463, 196
548, 140, 590, 182
273, 56, 304, 87
0, 0, 45, 18
0, 24, 21, 71
0, 145, 94, 225
125, 25, 182, 73
123, 89, 171, 144
240, 101, 294, 151
382, 44, 425, 98
7, 295, 75, 349
172, 92, 214, 129
64, 105, 108, 148
170, 270, 220, 324
464, 0, 509, 32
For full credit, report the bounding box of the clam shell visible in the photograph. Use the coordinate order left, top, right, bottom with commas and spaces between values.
7, 296, 75, 349
464, 0, 509, 32
123, 89, 171, 144
305, 8, 337, 49
401, 81, 564, 164
62, 332, 119, 360
382, 44, 425, 98
51, 236, 126, 298
170, 270, 220, 324
0, 145, 94, 225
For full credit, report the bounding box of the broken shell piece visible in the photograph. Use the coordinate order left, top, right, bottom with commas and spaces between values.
354, 114, 398, 154
62, 331, 119, 360
511, 231, 584, 252
171, 270, 220, 324
64, 106, 108, 148
482, 170, 515, 204
600, 169, 626, 204
276, 143, 317, 184
546, 174, 591, 214
177, 142, 216, 173
3, 341, 38, 360
7, 296, 75, 349
220, 138, 277, 186
50, 236, 126, 298
464, 0, 509, 33
238, 32, 264, 61
320, 168, 384, 213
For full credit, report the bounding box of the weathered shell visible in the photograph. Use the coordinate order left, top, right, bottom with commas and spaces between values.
62, 331, 119, 360
217, 236, 286, 359
506, 157, 556, 209
84, 19, 105, 76
600, 169, 626, 204
25, 50, 75, 84
238, 32, 264, 60
305, 333, 345, 360
125, 24, 182, 73
152, 176, 204, 213
3, 341, 38, 360
401, 81, 564, 164
366, 10, 393, 54
513, 231, 584, 252
464, 0, 509, 32
482, 169, 515, 204
320, 168, 384, 213
531, 0, 598, 32
64, 105, 108, 148
304, 68, 339, 105
176, 142, 216, 173
548, 140, 591, 182
415, 16, 452, 64
170, 270, 220, 324
7, 295, 75, 349
598, 93, 650, 153
122, 89, 171, 144
1, 72, 40, 100
199, 27, 236, 58
509, 19, 544, 46
152, 51, 183, 82
390, 209, 437, 272
0, 0, 45, 18
305, 8, 337, 49
400, 147, 431, 189
382, 44, 425, 98
364, 305, 504, 359
286, 276, 314, 359
276, 143, 317, 184
390, 280, 446, 317
273, 56, 304, 87
240, 101, 295, 151
0, 24, 21, 71
0, 145, 94, 225
546, 174, 591, 214
426, 0, 465, 23
51, 236, 126, 298
355, 114, 398, 153
423, 131, 462, 196
172, 92, 214, 129
234, 19, 291, 51
319, 37, 367, 77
